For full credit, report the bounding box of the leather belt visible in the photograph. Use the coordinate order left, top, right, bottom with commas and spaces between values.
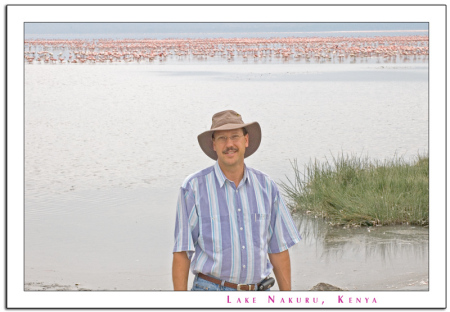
198, 273, 257, 291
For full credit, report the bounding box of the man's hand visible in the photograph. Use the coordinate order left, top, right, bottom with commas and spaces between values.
172, 251, 191, 291
268, 249, 292, 291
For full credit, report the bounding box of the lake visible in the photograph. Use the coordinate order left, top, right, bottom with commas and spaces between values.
24, 59, 428, 291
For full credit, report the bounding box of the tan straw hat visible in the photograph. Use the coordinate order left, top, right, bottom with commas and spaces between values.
198, 110, 262, 160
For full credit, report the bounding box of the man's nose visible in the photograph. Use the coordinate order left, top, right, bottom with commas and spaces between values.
224, 137, 235, 145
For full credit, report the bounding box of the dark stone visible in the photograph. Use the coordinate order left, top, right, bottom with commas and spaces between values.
310, 283, 344, 291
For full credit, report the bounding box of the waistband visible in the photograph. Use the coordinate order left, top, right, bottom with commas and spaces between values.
197, 273, 260, 291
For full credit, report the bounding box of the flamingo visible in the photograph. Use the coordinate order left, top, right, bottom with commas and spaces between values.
23, 35, 428, 66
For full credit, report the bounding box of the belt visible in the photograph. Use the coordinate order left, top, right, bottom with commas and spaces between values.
197, 273, 257, 291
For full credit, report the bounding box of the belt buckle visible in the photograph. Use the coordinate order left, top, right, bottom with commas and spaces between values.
236, 284, 246, 291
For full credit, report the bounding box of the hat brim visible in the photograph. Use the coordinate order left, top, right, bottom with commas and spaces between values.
197, 122, 261, 160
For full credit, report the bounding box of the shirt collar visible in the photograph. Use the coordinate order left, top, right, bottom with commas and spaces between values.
214, 161, 251, 188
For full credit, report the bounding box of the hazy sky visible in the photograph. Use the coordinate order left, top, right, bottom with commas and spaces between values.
25, 22, 428, 36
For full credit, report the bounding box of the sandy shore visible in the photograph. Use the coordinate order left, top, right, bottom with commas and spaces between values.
25, 273, 428, 291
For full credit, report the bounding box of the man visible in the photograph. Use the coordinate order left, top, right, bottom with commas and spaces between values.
172, 110, 301, 291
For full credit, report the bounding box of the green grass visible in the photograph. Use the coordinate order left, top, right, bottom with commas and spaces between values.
280, 153, 429, 226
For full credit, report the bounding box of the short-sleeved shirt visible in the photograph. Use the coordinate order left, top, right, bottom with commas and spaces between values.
173, 161, 301, 285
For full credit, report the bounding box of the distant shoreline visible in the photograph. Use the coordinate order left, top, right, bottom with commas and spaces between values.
24, 30, 428, 40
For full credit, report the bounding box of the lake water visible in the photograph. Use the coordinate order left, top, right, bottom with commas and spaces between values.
24, 29, 428, 40
24, 59, 428, 290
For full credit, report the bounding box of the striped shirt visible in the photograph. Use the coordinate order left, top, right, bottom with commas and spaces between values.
173, 162, 301, 285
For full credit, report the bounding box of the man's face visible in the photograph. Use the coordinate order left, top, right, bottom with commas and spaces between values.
212, 128, 249, 169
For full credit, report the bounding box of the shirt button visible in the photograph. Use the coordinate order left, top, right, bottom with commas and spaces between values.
240, 227, 243, 230
238, 209, 241, 212
242, 246, 245, 249
243, 265, 246, 268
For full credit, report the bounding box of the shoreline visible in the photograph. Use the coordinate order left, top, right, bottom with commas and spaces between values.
24, 275, 429, 291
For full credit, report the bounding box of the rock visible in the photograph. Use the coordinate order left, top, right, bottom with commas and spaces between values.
310, 283, 344, 291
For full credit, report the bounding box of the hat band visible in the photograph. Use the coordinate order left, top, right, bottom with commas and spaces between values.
211, 120, 244, 129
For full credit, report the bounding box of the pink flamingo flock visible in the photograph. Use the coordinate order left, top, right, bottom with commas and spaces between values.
24, 35, 428, 64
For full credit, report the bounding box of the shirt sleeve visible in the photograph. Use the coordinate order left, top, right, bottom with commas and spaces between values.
267, 182, 301, 254
173, 184, 198, 257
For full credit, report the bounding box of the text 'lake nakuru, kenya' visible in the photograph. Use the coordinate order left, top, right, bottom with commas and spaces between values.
226, 295, 377, 305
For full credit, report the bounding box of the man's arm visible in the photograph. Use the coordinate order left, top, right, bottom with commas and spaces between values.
268, 249, 292, 291
172, 251, 191, 291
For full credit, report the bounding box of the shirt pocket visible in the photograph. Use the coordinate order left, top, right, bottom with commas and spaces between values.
251, 213, 270, 247
253, 213, 269, 222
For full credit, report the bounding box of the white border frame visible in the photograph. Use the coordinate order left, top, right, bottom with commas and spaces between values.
6, 3, 446, 309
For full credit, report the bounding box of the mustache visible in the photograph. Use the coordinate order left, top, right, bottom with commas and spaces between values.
222, 147, 238, 153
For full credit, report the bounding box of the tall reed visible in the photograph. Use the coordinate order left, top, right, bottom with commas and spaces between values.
280, 153, 429, 226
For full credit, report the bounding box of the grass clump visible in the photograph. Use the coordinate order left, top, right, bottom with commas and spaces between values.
280, 153, 428, 226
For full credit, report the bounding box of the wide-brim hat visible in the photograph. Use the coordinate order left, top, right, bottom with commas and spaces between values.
198, 110, 261, 160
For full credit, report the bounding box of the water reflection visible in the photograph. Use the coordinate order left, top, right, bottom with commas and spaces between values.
293, 214, 428, 265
